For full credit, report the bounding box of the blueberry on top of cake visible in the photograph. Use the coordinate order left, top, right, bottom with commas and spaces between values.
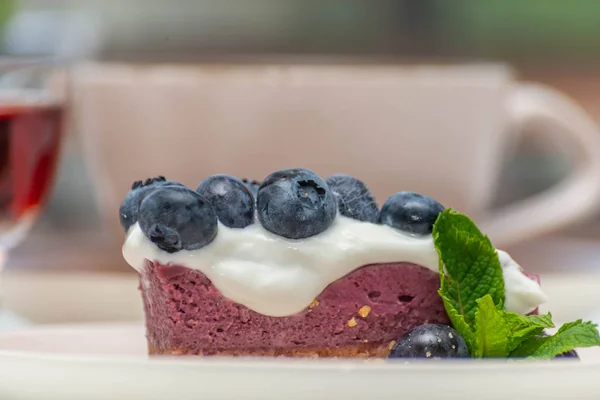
120, 169, 600, 359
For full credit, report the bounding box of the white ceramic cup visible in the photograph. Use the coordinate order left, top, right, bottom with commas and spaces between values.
73, 63, 600, 248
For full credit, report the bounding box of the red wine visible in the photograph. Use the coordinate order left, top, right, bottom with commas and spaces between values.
0, 102, 63, 224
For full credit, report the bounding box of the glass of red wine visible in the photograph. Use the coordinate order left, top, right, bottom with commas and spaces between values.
0, 58, 65, 272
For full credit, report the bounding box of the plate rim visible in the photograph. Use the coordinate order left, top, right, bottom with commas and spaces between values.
0, 322, 596, 372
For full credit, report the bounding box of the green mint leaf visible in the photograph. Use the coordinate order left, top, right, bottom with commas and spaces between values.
433, 208, 600, 359
471, 297, 555, 357
433, 209, 505, 325
438, 291, 475, 350
504, 312, 555, 353
511, 320, 600, 359
472, 295, 509, 357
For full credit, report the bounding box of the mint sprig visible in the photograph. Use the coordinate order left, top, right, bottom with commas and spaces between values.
473, 295, 510, 357
505, 312, 554, 352
511, 320, 600, 358
434, 211, 505, 324
433, 209, 600, 359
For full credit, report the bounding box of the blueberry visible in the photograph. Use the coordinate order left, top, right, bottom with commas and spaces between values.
554, 350, 580, 360
241, 178, 261, 199
326, 174, 378, 223
388, 324, 470, 359
119, 176, 185, 232
257, 168, 337, 239
196, 175, 255, 228
380, 192, 444, 235
138, 186, 217, 253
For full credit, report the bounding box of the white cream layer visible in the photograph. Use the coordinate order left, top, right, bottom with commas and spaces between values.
123, 216, 547, 317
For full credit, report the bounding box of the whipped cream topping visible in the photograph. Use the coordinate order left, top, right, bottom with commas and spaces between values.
123, 216, 547, 317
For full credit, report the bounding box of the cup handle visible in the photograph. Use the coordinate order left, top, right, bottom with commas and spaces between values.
479, 83, 600, 247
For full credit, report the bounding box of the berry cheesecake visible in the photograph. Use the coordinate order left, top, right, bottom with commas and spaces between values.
120, 169, 555, 358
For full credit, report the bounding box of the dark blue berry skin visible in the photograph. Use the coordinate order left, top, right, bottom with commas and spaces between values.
138, 186, 217, 253
554, 350, 580, 360
388, 324, 470, 359
119, 176, 185, 232
242, 178, 261, 200
380, 192, 444, 235
196, 175, 255, 228
257, 168, 337, 239
326, 174, 379, 223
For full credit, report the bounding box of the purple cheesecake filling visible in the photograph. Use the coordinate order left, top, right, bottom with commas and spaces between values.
140, 260, 450, 355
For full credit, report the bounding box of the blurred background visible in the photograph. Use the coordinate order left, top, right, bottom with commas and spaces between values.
2, 0, 600, 274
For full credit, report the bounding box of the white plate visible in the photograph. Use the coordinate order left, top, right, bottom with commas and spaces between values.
0, 323, 598, 400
